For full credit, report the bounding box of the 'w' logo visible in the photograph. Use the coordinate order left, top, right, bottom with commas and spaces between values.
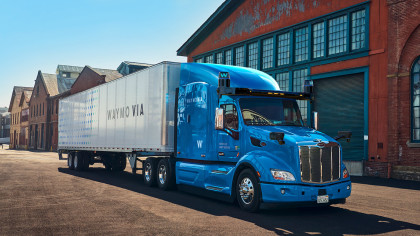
197, 140, 203, 149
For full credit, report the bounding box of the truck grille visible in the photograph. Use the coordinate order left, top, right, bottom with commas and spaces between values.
299, 144, 340, 183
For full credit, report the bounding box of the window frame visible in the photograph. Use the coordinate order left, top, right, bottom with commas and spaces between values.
411, 56, 420, 143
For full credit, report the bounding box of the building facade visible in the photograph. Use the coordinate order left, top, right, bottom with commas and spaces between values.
0, 107, 10, 143
178, 0, 420, 178
8, 87, 32, 149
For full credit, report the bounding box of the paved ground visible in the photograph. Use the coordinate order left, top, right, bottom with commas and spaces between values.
0, 148, 419, 235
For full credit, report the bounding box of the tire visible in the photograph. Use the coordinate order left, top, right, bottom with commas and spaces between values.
236, 169, 261, 212
143, 158, 158, 187
157, 158, 176, 190
81, 152, 90, 171
68, 152, 74, 170
74, 152, 83, 171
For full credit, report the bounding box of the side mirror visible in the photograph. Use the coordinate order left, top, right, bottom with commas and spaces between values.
334, 131, 352, 142
215, 108, 224, 130
313, 111, 319, 130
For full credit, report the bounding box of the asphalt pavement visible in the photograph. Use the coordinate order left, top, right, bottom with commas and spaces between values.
0, 148, 419, 235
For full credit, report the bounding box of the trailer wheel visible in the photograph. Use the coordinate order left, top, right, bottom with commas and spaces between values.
68, 152, 74, 170
81, 152, 90, 171
143, 158, 158, 187
74, 152, 83, 171
157, 158, 175, 190
236, 169, 261, 212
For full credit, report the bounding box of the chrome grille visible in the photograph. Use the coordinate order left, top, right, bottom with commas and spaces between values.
299, 144, 340, 183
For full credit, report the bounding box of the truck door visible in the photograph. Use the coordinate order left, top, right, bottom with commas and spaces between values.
217, 104, 240, 162
177, 82, 209, 159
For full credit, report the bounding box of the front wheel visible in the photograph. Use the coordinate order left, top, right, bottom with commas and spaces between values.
236, 169, 261, 212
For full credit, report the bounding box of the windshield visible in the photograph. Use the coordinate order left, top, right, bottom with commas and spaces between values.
239, 98, 304, 126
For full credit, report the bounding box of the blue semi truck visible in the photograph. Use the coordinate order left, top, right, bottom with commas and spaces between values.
59, 62, 351, 212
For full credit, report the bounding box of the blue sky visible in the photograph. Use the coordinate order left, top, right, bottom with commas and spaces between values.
0, 0, 224, 107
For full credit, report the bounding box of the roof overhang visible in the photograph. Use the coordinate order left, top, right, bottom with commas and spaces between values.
176, 0, 244, 57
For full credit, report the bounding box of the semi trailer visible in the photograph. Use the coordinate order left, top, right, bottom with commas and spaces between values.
58, 62, 352, 211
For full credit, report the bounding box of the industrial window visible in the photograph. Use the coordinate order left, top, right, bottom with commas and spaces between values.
195, 58, 203, 63
56, 101, 58, 114
42, 103, 44, 115
262, 38, 273, 69
276, 72, 289, 91
216, 52, 223, 64
277, 33, 290, 66
248, 42, 258, 69
294, 27, 308, 62
351, 9, 366, 50
225, 50, 232, 65
412, 57, 420, 142
205, 55, 213, 63
312, 22, 325, 58
328, 15, 348, 55
293, 69, 308, 123
235, 46, 244, 67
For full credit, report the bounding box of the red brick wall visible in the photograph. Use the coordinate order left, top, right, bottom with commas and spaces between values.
29, 73, 49, 150
70, 67, 104, 95
387, 0, 420, 170
187, 0, 366, 62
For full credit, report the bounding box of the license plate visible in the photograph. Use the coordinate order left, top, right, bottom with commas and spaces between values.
317, 195, 329, 204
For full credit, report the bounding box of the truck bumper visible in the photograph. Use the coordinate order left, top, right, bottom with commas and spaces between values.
260, 180, 351, 204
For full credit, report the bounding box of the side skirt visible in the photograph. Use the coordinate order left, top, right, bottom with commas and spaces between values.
177, 184, 235, 203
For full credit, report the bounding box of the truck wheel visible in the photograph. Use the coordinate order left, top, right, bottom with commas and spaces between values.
68, 152, 74, 170
157, 158, 175, 190
74, 152, 83, 171
236, 169, 261, 212
143, 158, 157, 187
81, 152, 90, 171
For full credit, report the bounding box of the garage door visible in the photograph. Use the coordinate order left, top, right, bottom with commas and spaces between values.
313, 73, 364, 161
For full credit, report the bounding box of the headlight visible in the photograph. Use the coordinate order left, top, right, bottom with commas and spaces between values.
270, 169, 295, 181
343, 168, 349, 179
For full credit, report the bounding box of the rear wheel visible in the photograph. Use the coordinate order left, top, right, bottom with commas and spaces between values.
157, 158, 175, 190
68, 152, 74, 170
74, 152, 83, 171
236, 169, 261, 212
143, 158, 158, 187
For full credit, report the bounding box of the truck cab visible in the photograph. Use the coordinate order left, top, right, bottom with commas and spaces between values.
176, 63, 351, 211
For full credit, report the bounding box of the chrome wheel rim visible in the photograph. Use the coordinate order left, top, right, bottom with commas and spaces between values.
239, 177, 254, 205
74, 154, 78, 168
158, 165, 167, 185
144, 163, 152, 182
68, 154, 72, 167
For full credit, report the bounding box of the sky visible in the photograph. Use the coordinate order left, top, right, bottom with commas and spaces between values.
0, 0, 225, 107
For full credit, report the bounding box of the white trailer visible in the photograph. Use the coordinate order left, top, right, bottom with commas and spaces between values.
59, 62, 181, 176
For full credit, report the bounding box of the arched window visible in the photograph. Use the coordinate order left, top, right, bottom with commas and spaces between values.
412, 57, 420, 142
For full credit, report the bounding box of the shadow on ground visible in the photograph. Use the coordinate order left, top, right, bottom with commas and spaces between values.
351, 176, 420, 191
58, 167, 420, 235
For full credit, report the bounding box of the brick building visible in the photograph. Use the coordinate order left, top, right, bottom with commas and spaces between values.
8, 86, 32, 149
18, 90, 32, 148
29, 72, 58, 150
49, 66, 122, 150
178, 0, 420, 178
